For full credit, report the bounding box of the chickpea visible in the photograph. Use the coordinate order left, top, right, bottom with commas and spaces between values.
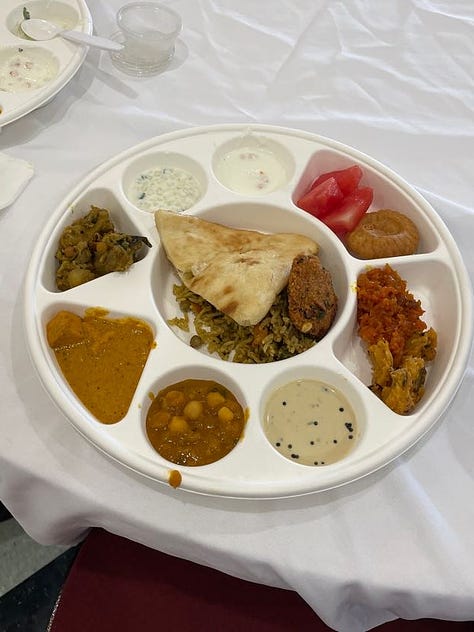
168, 416, 190, 434
207, 390, 225, 408
218, 406, 234, 423
164, 390, 185, 407
184, 400, 203, 420
148, 410, 170, 429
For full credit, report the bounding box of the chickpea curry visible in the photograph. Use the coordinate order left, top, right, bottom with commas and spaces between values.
146, 379, 246, 466
46, 308, 155, 424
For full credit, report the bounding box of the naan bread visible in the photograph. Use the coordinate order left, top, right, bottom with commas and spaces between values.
155, 210, 319, 326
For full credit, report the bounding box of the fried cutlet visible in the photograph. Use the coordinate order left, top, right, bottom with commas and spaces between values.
287, 254, 338, 339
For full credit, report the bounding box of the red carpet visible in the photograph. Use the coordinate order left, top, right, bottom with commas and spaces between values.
49, 529, 474, 632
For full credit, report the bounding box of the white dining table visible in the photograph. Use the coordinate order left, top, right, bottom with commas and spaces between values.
1, 1, 473, 631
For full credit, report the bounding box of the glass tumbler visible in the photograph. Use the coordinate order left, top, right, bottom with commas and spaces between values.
110, 2, 182, 77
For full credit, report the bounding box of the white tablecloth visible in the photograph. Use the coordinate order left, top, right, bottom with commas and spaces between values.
1, 2, 473, 630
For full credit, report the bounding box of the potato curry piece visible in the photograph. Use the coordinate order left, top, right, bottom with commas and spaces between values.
47, 309, 154, 424
146, 379, 246, 466
368, 339, 430, 414
55, 206, 152, 290
356, 264, 437, 415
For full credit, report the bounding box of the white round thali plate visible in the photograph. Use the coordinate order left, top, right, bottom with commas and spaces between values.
24, 124, 473, 499
0, 0, 92, 128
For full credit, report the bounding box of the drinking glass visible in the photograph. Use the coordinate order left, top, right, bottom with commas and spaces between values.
110, 2, 181, 76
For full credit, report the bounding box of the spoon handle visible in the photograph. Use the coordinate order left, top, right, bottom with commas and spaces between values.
61, 30, 123, 52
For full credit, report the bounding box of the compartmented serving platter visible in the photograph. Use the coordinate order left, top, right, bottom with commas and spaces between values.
0, 0, 92, 127
24, 124, 473, 499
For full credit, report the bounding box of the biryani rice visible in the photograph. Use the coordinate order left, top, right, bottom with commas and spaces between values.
168, 284, 315, 363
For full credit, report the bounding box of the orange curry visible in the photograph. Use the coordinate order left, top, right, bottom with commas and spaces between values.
46, 309, 154, 424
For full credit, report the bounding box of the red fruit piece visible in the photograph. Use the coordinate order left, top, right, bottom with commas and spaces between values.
296, 177, 344, 218
310, 165, 363, 196
322, 186, 374, 236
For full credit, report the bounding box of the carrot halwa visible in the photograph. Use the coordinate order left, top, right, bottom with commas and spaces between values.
356, 265, 437, 414
357, 264, 426, 367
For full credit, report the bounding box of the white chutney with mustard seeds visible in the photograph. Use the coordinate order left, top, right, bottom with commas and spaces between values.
264, 380, 359, 466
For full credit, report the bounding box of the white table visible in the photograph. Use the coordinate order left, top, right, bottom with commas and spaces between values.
1, 2, 473, 631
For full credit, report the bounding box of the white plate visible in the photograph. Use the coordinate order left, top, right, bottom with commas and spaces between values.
0, 0, 92, 128
23, 124, 473, 499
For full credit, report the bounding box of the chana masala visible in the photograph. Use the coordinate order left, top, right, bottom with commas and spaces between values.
356, 264, 437, 414
146, 379, 246, 466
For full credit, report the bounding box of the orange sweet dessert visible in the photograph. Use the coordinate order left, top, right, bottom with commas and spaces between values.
346, 209, 419, 259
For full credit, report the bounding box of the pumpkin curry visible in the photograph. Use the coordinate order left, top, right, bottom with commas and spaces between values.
46, 308, 155, 424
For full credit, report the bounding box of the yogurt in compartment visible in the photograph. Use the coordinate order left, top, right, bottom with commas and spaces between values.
214, 146, 288, 196
0, 47, 59, 93
128, 166, 202, 213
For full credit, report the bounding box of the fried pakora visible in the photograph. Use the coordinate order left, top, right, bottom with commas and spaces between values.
287, 254, 338, 339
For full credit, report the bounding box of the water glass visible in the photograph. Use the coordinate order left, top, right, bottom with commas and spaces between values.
110, 2, 181, 76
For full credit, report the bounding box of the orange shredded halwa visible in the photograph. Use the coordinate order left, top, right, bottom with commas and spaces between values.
356, 264, 426, 368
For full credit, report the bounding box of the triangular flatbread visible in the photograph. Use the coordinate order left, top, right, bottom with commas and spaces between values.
155, 210, 319, 326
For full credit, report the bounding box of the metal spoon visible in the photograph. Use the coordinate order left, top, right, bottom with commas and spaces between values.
21, 18, 123, 52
